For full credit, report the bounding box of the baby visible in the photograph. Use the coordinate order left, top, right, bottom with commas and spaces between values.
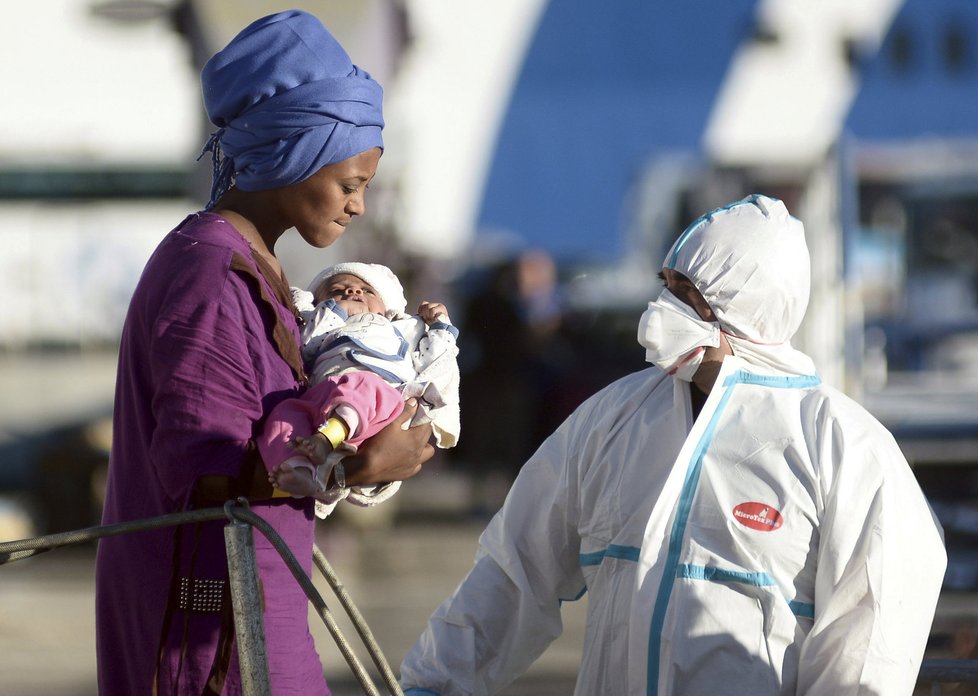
257, 262, 460, 517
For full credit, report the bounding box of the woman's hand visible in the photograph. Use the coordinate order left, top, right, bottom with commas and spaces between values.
343, 399, 434, 487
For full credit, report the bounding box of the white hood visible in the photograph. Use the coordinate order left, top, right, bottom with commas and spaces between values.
662, 194, 816, 375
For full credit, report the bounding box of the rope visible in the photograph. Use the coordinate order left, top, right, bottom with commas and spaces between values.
0, 503, 400, 696
313, 545, 403, 696
224, 505, 382, 696
0, 508, 227, 563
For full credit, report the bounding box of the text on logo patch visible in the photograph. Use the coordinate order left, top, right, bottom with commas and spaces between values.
732, 502, 783, 532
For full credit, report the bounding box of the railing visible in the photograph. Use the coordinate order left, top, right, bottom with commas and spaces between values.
918, 659, 978, 695
3, 505, 978, 695
0, 498, 400, 696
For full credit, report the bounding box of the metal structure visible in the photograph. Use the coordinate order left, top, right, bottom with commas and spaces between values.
224, 500, 272, 695
0, 498, 402, 696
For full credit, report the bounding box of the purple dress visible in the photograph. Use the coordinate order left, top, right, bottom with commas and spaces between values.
95, 212, 331, 695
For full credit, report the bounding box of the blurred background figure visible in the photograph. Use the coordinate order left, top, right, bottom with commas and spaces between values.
514, 249, 574, 444
453, 257, 537, 515
453, 245, 652, 515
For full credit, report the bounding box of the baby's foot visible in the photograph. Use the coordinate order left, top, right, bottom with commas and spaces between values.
290, 433, 331, 467
269, 459, 320, 498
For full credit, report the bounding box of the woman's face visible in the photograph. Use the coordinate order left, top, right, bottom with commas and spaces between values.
276, 147, 382, 248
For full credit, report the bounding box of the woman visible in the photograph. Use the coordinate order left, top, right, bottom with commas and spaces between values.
94, 10, 433, 695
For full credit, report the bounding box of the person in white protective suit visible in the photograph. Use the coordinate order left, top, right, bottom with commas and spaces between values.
399, 194, 947, 696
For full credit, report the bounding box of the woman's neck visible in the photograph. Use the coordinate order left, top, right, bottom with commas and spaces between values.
212, 204, 283, 276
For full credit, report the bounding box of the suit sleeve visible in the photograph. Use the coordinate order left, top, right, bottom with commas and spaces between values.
797, 412, 946, 695
400, 413, 587, 696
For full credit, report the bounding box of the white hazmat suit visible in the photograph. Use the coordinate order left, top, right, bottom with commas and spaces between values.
400, 195, 946, 696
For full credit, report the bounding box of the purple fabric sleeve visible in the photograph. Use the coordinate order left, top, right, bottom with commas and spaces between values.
148, 273, 265, 501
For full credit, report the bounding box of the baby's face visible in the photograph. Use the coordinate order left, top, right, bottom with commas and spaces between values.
315, 273, 387, 316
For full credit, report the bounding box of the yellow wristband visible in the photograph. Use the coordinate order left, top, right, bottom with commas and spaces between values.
317, 417, 349, 450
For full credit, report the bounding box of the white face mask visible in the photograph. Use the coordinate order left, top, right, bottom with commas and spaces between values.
637, 288, 721, 381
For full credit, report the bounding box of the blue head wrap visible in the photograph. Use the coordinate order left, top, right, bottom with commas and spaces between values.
198, 10, 384, 209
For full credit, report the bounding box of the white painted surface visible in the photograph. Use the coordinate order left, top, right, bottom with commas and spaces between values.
0, 0, 199, 165
704, 0, 902, 167
382, 0, 549, 259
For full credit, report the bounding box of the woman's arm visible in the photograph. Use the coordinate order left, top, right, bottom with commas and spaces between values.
341, 398, 434, 487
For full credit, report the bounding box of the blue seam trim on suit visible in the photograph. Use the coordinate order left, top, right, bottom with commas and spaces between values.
677, 563, 813, 618
560, 585, 588, 605
403, 689, 440, 696
676, 563, 775, 586
646, 384, 736, 695
724, 371, 821, 389
645, 368, 819, 695
579, 544, 642, 566
664, 194, 801, 270
666, 196, 763, 268
788, 600, 815, 619
579, 549, 605, 566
